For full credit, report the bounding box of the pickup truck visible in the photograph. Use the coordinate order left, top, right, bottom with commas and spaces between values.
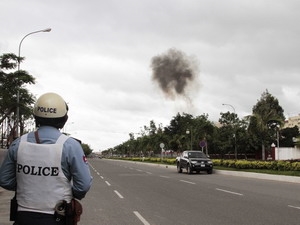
176, 150, 213, 174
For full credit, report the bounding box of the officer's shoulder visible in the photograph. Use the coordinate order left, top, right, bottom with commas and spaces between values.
61, 133, 81, 144
71, 137, 82, 144
67, 136, 82, 145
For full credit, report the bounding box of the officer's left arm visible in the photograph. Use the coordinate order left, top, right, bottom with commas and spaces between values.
0, 140, 18, 191
63, 139, 93, 200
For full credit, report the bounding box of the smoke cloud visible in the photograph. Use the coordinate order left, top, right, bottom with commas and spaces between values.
150, 48, 199, 100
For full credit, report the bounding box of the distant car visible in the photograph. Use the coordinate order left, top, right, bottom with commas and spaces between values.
176, 150, 213, 174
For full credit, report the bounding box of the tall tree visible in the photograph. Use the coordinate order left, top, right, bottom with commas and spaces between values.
218, 112, 238, 158
0, 53, 35, 140
248, 90, 285, 160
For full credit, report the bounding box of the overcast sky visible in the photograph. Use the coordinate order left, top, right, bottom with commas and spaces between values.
1, 0, 300, 151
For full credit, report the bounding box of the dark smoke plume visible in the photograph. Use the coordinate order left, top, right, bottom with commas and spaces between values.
150, 48, 199, 100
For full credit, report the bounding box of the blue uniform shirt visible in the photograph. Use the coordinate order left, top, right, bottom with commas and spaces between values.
0, 126, 93, 200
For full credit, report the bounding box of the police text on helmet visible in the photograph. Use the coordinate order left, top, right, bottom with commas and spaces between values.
37, 106, 57, 114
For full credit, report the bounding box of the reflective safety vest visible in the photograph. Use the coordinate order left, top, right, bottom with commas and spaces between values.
16, 134, 72, 214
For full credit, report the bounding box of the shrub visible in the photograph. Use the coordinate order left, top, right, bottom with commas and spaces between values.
235, 160, 248, 169
212, 159, 222, 166
291, 162, 300, 171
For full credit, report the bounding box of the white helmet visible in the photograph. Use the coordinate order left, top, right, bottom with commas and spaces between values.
33, 92, 68, 118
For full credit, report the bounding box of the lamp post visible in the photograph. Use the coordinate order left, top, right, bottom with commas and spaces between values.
276, 124, 280, 160
16, 28, 51, 137
186, 129, 192, 150
222, 103, 237, 160
276, 125, 280, 148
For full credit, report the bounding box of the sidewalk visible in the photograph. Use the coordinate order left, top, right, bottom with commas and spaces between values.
215, 169, 300, 183
0, 187, 14, 225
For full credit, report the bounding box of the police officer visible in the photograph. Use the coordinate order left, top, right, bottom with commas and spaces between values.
0, 92, 93, 225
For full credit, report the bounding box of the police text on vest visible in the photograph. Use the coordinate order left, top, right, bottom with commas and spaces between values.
17, 163, 59, 176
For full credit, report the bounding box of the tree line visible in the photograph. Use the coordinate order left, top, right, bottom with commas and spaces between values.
103, 90, 300, 160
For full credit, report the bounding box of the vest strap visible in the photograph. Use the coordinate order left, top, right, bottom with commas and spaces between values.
34, 131, 41, 144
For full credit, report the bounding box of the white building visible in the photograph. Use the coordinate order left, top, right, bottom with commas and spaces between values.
284, 114, 300, 129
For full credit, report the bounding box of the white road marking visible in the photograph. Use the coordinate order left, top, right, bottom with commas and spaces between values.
146, 172, 152, 175
180, 180, 196, 185
288, 205, 300, 210
114, 190, 124, 199
105, 181, 111, 186
133, 211, 150, 225
160, 175, 170, 178
100, 176, 104, 179
216, 188, 243, 196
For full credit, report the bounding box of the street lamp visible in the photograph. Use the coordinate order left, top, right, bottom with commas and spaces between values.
186, 129, 192, 150
222, 103, 237, 160
276, 124, 280, 149
276, 124, 280, 160
16, 28, 51, 137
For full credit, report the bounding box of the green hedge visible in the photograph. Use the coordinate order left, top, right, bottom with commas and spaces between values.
212, 159, 300, 171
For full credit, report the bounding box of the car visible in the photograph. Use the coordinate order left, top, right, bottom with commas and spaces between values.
176, 150, 213, 174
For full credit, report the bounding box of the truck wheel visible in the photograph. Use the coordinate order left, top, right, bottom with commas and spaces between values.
207, 169, 213, 174
187, 164, 193, 174
177, 163, 182, 173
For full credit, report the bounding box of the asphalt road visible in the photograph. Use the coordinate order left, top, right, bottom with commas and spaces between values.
1, 150, 300, 225
80, 159, 300, 225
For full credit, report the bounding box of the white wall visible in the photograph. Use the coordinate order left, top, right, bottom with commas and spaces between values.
276, 147, 300, 160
